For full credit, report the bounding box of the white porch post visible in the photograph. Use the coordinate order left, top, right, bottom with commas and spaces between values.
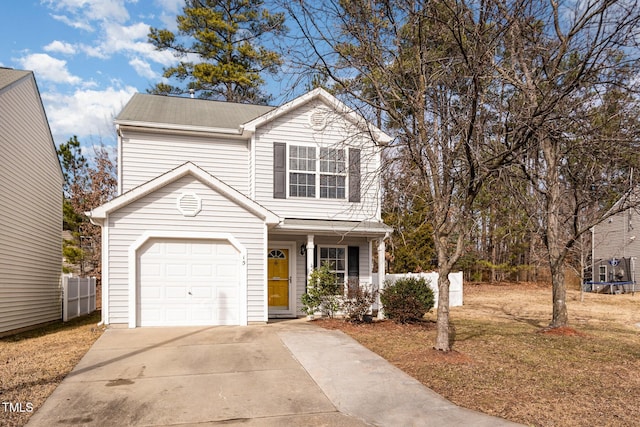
377, 236, 386, 319
306, 234, 315, 283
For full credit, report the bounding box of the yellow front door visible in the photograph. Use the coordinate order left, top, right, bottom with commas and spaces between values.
268, 249, 289, 308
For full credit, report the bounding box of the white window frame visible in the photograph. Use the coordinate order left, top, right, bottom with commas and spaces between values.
288, 144, 347, 199
599, 265, 607, 282
318, 245, 347, 294
319, 147, 346, 199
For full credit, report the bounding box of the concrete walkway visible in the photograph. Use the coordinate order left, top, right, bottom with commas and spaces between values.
27, 321, 522, 426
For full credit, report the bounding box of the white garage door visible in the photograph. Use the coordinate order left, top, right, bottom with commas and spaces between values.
137, 239, 241, 326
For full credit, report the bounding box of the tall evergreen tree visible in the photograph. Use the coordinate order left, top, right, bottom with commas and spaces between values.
148, 0, 287, 103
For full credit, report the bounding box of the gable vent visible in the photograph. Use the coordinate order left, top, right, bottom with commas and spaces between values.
309, 109, 327, 131
177, 192, 202, 217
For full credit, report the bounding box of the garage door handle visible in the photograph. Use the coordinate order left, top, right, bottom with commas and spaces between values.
188, 291, 192, 295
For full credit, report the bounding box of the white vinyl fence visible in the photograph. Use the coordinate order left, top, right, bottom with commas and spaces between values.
372, 271, 463, 307
62, 275, 96, 321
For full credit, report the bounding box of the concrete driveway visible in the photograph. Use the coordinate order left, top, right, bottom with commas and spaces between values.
27, 321, 522, 426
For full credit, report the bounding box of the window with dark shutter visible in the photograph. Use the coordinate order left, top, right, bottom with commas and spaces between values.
273, 142, 286, 199
349, 148, 361, 203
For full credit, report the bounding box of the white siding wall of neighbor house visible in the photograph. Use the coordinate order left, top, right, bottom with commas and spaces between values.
593, 209, 640, 261
254, 99, 381, 220
106, 175, 266, 325
0, 72, 62, 334
120, 131, 250, 195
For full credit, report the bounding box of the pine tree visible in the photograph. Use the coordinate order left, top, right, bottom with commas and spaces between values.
148, 0, 287, 103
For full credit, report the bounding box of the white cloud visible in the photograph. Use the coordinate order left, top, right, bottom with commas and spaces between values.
129, 57, 158, 79
18, 53, 82, 85
43, 0, 130, 25
44, 40, 77, 55
79, 20, 177, 67
41, 85, 137, 145
155, 0, 182, 30
50, 13, 94, 32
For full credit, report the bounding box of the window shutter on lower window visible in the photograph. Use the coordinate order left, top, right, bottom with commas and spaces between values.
273, 142, 286, 199
349, 148, 361, 202
348, 246, 360, 279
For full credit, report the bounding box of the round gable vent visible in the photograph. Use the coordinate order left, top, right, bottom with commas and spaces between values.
309, 108, 328, 131
177, 192, 202, 217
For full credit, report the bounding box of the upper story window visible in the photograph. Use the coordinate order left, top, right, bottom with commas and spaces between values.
273, 142, 360, 202
289, 145, 346, 199
319, 148, 346, 199
289, 146, 316, 198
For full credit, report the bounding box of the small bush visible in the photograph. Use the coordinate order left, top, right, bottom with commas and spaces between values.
380, 277, 434, 323
343, 280, 376, 322
302, 263, 342, 318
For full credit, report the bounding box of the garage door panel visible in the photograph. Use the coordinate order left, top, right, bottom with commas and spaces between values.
140, 262, 162, 277
166, 243, 188, 255
140, 307, 162, 323
166, 263, 188, 277
191, 264, 214, 277
166, 306, 190, 322
192, 243, 215, 255
140, 287, 161, 299
216, 244, 239, 256
165, 286, 188, 299
137, 239, 242, 326
191, 287, 212, 298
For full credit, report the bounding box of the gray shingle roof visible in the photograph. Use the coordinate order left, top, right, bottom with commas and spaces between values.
116, 93, 275, 130
0, 68, 31, 91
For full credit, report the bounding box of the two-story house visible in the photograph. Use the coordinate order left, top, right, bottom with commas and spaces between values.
89, 88, 392, 327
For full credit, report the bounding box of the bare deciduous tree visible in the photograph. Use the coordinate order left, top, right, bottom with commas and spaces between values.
285, 0, 640, 345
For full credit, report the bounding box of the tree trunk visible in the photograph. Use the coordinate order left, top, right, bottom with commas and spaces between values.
542, 136, 569, 328
550, 262, 568, 327
434, 267, 452, 351
434, 234, 454, 351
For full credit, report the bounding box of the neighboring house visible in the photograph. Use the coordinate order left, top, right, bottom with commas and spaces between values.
589, 203, 640, 288
0, 68, 63, 334
89, 88, 393, 327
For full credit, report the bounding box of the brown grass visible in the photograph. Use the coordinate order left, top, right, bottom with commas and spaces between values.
0, 312, 104, 427
320, 282, 640, 427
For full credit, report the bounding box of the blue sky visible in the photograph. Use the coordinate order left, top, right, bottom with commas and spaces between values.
0, 0, 296, 151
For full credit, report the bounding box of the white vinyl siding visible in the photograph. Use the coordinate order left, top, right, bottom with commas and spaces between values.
253, 99, 380, 220
0, 72, 63, 334
106, 176, 266, 325
120, 132, 250, 195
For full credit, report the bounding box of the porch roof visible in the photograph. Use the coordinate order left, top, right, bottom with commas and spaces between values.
272, 218, 392, 237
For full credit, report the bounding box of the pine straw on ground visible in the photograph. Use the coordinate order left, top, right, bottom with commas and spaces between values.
319, 282, 640, 427
0, 312, 104, 427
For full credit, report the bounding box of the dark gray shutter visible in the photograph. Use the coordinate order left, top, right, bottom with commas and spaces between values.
314, 247, 318, 269
347, 246, 360, 297
349, 148, 361, 202
348, 246, 360, 279
273, 142, 286, 199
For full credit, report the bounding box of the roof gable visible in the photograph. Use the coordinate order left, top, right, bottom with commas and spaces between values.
89, 162, 279, 225
243, 88, 392, 144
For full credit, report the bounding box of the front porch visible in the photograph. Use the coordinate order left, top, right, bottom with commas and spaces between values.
267, 219, 391, 318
